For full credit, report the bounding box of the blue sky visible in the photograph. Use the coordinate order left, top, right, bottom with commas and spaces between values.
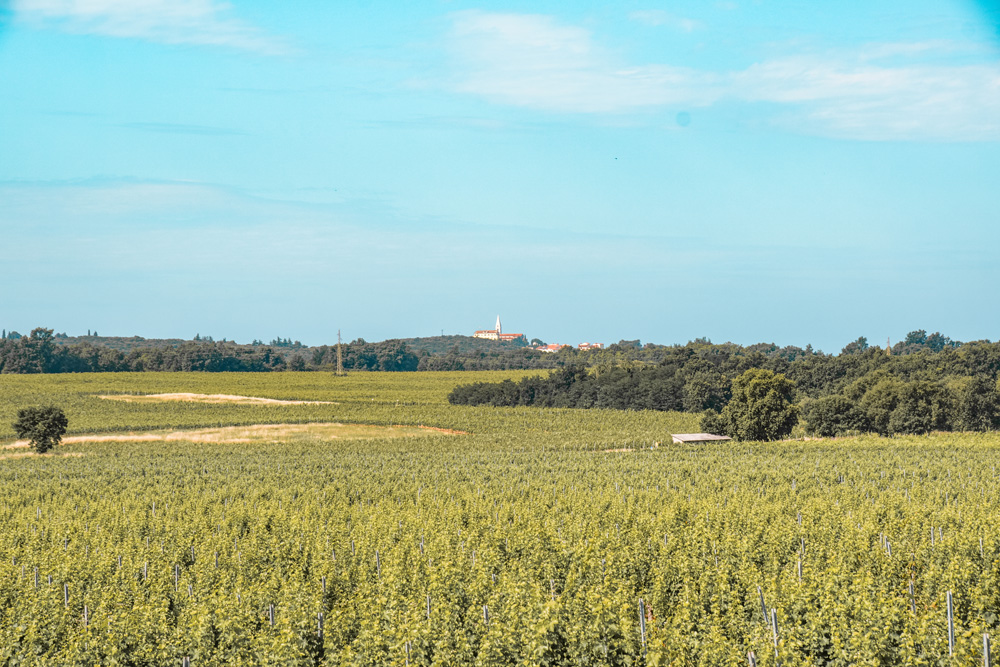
1, 1, 998, 351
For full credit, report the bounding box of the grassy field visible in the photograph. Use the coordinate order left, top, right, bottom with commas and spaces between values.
0, 372, 998, 665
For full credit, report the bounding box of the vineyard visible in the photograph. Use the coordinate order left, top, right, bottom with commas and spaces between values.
0, 372, 998, 665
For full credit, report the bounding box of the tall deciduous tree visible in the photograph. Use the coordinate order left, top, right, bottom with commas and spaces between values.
13, 406, 69, 453
716, 369, 799, 441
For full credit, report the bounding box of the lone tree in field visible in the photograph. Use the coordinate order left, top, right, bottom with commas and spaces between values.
13, 406, 68, 453
703, 369, 799, 441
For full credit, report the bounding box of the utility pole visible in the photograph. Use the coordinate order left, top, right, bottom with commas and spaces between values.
336, 330, 344, 376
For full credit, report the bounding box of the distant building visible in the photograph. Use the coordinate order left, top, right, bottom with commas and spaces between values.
670, 433, 732, 445
473, 316, 526, 342
533, 342, 603, 353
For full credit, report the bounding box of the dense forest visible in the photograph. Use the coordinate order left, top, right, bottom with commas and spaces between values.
448, 331, 1000, 437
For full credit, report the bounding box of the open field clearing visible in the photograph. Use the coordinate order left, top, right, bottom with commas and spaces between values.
0, 372, 998, 665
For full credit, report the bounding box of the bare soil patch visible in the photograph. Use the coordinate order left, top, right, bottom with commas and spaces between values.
97, 393, 336, 406
4, 422, 464, 449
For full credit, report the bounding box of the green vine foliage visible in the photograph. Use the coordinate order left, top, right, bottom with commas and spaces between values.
0, 373, 997, 665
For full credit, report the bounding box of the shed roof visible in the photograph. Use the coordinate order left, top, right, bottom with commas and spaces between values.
670, 433, 732, 444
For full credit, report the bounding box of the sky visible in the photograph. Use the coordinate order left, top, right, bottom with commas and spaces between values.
1, 1, 998, 352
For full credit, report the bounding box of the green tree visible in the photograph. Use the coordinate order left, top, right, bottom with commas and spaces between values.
840, 336, 869, 355
13, 406, 69, 453
952, 376, 1000, 431
904, 329, 928, 347
715, 369, 799, 441
801, 395, 868, 437
857, 377, 903, 435
682, 371, 730, 412
886, 380, 951, 435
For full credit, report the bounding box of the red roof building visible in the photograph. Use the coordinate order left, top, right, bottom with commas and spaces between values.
473, 316, 525, 342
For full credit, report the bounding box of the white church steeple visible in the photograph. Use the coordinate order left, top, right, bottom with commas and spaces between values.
473, 315, 523, 342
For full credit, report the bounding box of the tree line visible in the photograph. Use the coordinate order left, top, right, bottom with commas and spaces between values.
0, 329, 418, 373
448, 331, 1000, 438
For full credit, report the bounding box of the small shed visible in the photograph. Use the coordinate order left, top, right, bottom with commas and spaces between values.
670, 433, 732, 445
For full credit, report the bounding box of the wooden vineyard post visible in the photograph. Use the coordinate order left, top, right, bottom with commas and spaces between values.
771, 609, 780, 664
747, 650, 757, 666
638, 598, 647, 658
947, 591, 955, 657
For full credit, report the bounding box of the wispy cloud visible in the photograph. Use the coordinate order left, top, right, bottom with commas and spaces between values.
1, 178, 248, 222
12, 0, 289, 54
856, 40, 976, 61
628, 10, 702, 33
449, 11, 719, 113
121, 121, 246, 136
733, 57, 1000, 140
0, 178, 698, 276
448, 11, 1000, 141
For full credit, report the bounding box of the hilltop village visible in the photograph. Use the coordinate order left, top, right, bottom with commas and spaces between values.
473, 316, 603, 352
